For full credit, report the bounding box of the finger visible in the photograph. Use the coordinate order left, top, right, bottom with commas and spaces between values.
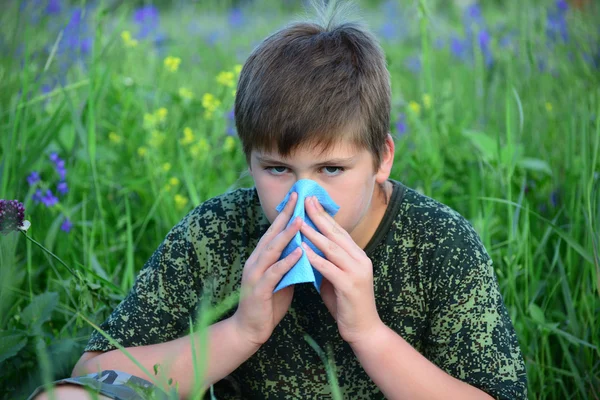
301, 243, 345, 289
255, 192, 298, 252
300, 220, 355, 271
256, 216, 303, 274
256, 247, 303, 293
304, 196, 360, 257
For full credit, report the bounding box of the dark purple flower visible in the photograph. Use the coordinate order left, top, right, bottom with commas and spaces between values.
133, 5, 160, 40
57, 181, 68, 195
49, 152, 59, 163
32, 189, 44, 204
546, 11, 569, 43
0, 200, 26, 235
550, 190, 559, 207
466, 4, 482, 20
27, 171, 41, 186
42, 190, 58, 208
380, 22, 396, 41
60, 217, 73, 233
405, 56, 422, 73
226, 108, 237, 136
478, 29, 491, 48
556, 0, 568, 12
61, 8, 92, 54
450, 36, 468, 59
229, 8, 244, 26
41, 84, 54, 94
46, 0, 61, 14
395, 114, 407, 138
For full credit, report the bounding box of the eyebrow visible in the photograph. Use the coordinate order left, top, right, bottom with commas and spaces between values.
255, 155, 358, 167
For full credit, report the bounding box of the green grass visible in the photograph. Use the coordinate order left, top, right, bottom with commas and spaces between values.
0, 0, 599, 399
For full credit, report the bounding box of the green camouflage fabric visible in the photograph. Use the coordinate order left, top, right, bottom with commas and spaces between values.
85, 179, 527, 399
27, 370, 169, 400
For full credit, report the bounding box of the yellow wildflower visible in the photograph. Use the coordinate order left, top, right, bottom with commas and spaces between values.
156, 107, 168, 122
164, 56, 181, 72
143, 113, 155, 130
234, 64, 242, 75
223, 136, 236, 152
108, 132, 122, 144
190, 138, 211, 156
422, 94, 432, 110
216, 71, 235, 88
180, 127, 195, 145
545, 102, 553, 113
408, 101, 421, 116
169, 177, 180, 187
202, 93, 221, 119
149, 131, 165, 148
137, 147, 148, 157
162, 162, 172, 172
121, 31, 138, 48
178, 87, 194, 100
174, 194, 189, 210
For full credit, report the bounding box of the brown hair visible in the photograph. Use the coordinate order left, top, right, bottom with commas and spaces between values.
234, 0, 391, 173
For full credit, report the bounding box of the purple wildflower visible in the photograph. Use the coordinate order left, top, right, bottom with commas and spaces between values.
57, 181, 68, 195
466, 3, 482, 20
546, 2, 569, 43
478, 29, 494, 67
46, 0, 61, 14
478, 29, 491, 48
60, 217, 73, 233
226, 108, 237, 136
27, 171, 41, 186
61, 8, 92, 55
133, 5, 160, 40
42, 190, 58, 208
395, 114, 407, 138
229, 8, 244, 26
50, 153, 67, 180
380, 22, 396, 41
405, 56, 422, 73
550, 190, 559, 207
450, 36, 468, 60
32, 189, 44, 204
0, 200, 26, 235
556, 0, 568, 12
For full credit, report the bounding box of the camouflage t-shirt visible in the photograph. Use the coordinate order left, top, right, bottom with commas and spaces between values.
85, 179, 527, 399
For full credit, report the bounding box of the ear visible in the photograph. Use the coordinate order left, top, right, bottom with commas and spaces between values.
375, 134, 395, 184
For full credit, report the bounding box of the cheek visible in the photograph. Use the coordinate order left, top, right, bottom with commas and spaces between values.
255, 176, 289, 223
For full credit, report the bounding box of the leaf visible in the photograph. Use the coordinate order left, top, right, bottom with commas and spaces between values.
20, 292, 59, 332
519, 158, 553, 175
0, 331, 27, 363
528, 303, 546, 325
462, 130, 497, 162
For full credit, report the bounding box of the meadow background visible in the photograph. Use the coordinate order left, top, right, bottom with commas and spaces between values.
0, 0, 599, 399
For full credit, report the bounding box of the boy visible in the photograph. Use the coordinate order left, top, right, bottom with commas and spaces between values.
32, 2, 527, 399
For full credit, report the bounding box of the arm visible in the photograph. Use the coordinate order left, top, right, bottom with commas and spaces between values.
350, 323, 493, 400
74, 317, 259, 399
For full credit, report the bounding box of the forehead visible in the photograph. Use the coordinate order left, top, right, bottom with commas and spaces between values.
251, 138, 365, 161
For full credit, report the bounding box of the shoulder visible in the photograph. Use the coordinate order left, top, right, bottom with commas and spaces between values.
397, 185, 486, 256
183, 186, 267, 239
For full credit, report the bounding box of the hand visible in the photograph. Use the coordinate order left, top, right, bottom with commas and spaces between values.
300, 196, 384, 346
232, 192, 302, 347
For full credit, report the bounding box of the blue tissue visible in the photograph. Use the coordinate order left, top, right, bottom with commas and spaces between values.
273, 179, 340, 294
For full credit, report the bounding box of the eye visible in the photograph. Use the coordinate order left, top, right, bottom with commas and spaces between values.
322, 166, 344, 176
265, 166, 288, 175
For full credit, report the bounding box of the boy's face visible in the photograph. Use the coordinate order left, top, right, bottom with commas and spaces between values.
248, 135, 394, 247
